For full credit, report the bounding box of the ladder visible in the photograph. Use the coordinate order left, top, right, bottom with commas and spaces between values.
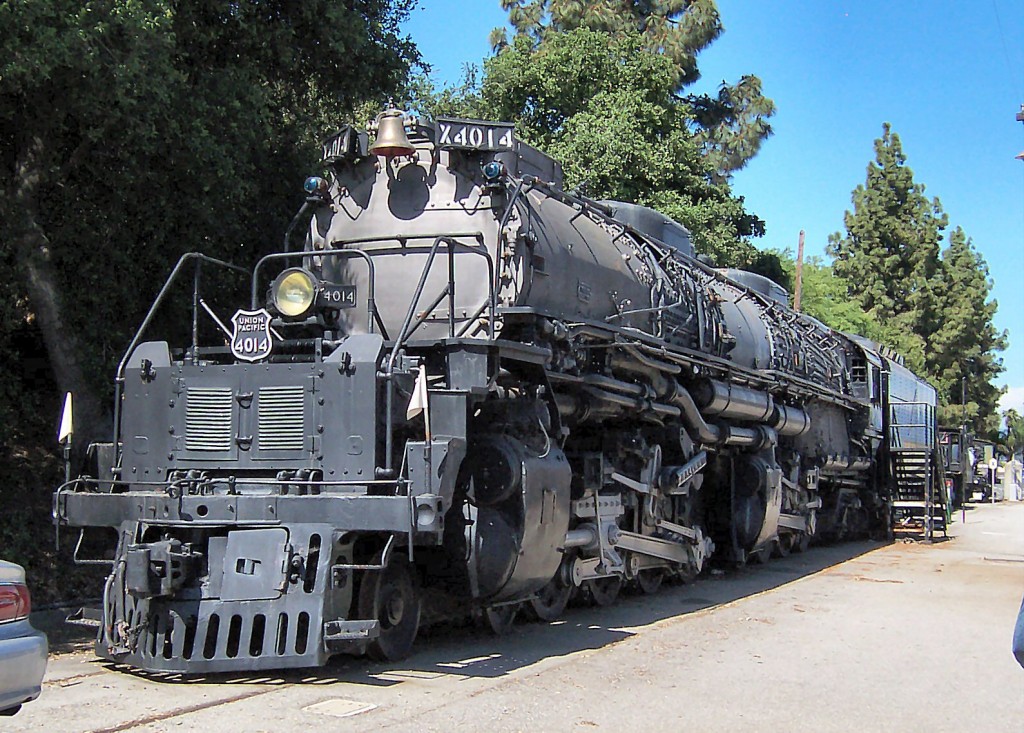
887, 401, 947, 540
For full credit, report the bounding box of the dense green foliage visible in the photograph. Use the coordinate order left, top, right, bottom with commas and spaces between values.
770, 252, 905, 345
491, 0, 774, 182
0, 0, 417, 597
1002, 409, 1024, 457
411, 28, 778, 274
827, 125, 1005, 434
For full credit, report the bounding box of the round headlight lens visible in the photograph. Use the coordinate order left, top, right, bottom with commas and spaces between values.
273, 269, 317, 317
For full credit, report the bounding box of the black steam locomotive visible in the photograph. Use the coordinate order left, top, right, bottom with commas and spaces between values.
55, 110, 937, 672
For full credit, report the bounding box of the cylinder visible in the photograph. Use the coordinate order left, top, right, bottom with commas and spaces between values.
723, 426, 761, 447
772, 404, 811, 437
691, 379, 774, 422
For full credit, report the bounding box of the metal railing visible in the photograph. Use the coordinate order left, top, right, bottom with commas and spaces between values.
888, 401, 936, 452
381, 235, 497, 474
109, 229, 501, 483
112, 253, 248, 465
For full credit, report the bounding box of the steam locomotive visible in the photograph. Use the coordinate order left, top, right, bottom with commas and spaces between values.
55, 109, 937, 673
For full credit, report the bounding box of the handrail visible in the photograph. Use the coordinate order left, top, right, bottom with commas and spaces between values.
113, 253, 247, 462
381, 235, 497, 474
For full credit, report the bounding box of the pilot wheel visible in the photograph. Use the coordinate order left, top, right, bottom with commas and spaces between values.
358, 555, 421, 661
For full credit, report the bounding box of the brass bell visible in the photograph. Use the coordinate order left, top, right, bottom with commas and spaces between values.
369, 109, 415, 158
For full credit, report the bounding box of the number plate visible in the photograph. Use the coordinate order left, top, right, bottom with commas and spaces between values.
230, 308, 273, 362
321, 126, 366, 163
319, 284, 357, 309
436, 117, 515, 151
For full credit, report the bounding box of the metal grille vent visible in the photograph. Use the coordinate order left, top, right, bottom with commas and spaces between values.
258, 386, 305, 451
185, 388, 233, 451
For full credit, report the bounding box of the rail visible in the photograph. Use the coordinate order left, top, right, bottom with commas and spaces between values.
381, 235, 497, 474
112, 253, 248, 465
888, 400, 937, 452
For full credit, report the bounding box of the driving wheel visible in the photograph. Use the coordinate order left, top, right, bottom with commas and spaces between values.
637, 569, 665, 595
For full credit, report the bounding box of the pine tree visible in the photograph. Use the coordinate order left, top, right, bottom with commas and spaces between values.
828, 125, 945, 322
491, 0, 774, 181
828, 125, 1005, 433
930, 227, 1006, 433
494, 0, 722, 86
472, 29, 772, 270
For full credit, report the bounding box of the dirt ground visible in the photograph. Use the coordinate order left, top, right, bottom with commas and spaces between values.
14, 501, 1024, 732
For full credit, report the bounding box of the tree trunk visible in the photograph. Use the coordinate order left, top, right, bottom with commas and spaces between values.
11, 133, 111, 460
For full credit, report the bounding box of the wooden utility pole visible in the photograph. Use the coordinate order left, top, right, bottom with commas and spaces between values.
1016, 105, 1024, 159
793, 230, 805, 312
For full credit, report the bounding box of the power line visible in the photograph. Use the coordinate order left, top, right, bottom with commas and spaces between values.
991, 0, 1024, 96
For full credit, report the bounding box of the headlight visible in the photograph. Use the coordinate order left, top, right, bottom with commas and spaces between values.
271, 268, 317, 317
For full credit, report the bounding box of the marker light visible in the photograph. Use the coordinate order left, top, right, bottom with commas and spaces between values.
303, 176, 328, 195
271, 268, 318, 318
483, 161, 505, 181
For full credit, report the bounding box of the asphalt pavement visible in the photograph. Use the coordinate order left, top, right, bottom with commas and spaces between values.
14, 501, 1024, 732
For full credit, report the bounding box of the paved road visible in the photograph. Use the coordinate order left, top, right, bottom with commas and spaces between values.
13, 503, 1024, 732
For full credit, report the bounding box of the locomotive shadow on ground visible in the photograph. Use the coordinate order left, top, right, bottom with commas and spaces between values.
89, 538, 889, 687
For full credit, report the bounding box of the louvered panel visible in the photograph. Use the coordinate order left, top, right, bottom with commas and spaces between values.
185, 388, 233, 451
258, 386, 306, 451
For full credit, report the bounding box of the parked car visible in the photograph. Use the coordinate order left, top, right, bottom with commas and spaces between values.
0, 560, 47, 715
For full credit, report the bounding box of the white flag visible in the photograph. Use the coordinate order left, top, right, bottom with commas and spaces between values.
58, 392, 74, 445
407, 365, 429, 420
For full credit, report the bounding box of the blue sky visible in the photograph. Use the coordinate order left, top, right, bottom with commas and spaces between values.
402, 1, 1024, 413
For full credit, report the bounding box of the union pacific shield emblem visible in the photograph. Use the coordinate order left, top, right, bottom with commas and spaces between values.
230, 308, 273, 362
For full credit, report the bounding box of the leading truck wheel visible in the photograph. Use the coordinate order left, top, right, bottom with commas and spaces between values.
584, 576, 622, 607
527, 575, 573, 622
358, 556, 421, 662
482, 604, 519, 635
637, 569, 665, 595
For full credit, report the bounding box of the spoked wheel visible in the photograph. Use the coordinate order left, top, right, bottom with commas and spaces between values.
772, 536, 791, 558
358, 556, 421, 662
584, 576, 622, 607
483, 604, 518, 635
527, 576, 573, 622
637, 569, 665, 595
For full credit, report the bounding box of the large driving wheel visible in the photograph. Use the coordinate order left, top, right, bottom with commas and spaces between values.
358, 555, 421, 662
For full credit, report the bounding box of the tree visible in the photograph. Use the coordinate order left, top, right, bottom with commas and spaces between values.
828, 125, 1004, 432
929, 227, 1006, 433
0, 0, 418, 452
467, 29, 772, 270
494, 0, 722, 86
491, 0, 774, 182
1002, 409, 1024, 457
0, 1, 418, 598
827, 124, 945, 328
